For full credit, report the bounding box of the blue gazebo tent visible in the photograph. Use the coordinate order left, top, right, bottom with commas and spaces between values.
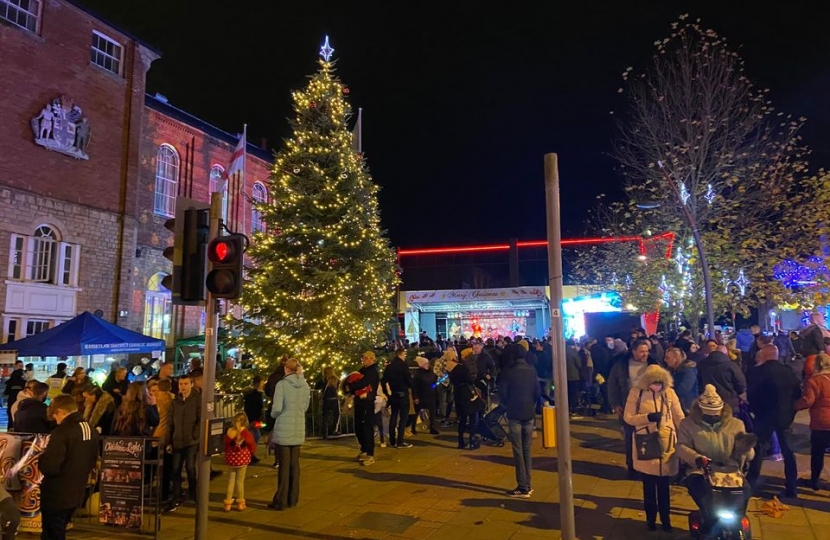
0, 312, 165, 357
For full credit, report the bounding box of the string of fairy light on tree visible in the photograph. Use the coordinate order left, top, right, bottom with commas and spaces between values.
224, 36, 398, 388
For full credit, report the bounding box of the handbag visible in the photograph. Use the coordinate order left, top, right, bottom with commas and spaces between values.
634, 390, 664, 461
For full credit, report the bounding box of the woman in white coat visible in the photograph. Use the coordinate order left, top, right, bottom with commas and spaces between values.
624, 363, 685, 532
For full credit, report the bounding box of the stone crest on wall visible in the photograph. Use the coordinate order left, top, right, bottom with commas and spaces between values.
30, 96, 90, 160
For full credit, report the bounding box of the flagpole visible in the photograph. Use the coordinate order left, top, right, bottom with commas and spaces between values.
242, 124, 247, 234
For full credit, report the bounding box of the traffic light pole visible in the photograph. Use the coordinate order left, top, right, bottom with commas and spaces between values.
195, 192, 221, 540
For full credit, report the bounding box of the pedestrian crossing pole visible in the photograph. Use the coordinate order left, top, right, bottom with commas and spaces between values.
195, 191, 221, 540
544, 153, 577, 539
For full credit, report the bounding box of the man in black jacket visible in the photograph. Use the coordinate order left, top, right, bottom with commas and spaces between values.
499, 344, 541, 498
747, 344, 802, 498
167, 375, 201, 510
346, 351, 380, 465
382, 348, 413, 449
39, 394, 98, 540
696, 351, 746, 412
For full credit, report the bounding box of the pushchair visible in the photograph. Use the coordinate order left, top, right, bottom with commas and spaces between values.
575, 382, 603, 417
477, 404, 509, 446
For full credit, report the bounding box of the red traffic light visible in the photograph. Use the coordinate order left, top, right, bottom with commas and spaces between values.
208, 239, 237, 263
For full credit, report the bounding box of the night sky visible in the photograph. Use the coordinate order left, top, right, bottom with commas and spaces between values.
78, 1, 829, 248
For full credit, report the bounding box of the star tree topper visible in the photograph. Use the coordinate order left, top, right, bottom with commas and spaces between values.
320, 35, 335, 61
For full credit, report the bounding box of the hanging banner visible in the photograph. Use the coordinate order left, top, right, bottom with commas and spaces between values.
99, 437, 144, 529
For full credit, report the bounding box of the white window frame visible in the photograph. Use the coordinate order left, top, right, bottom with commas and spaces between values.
154, 144, 179, 217
251, 182, 267, 233
90, 30, 123, 76
7, 232, 80, 286
0, 0, 42, 34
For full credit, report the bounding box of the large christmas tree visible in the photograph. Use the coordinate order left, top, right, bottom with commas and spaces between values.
235, 37, 398, 379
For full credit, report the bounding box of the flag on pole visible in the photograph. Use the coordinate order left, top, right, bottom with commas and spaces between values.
351, 108, 362, 154
223, 127, 247, 180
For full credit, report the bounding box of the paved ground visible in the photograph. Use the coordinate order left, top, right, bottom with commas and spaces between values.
49, 411, 830, 540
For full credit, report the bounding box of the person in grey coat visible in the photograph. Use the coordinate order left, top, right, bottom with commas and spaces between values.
268, 358, 310, 510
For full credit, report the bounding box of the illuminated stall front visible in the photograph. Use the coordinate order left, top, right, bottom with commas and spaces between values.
401, 287, 552, 342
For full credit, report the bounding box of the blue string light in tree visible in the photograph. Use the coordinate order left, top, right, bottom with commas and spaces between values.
735, 269, 750, 296
705, 184, 716, 205
320, 35, 335, 61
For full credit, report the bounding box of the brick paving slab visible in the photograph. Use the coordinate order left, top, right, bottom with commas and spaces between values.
31, 411, 830, 540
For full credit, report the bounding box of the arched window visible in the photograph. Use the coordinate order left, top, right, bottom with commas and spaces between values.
143, 272, 171, 339
30, 225, 57, 282
251, 182, 267, 232
154, 145, 179, 217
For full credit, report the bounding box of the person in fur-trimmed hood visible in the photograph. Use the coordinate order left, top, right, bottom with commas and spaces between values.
623, 364, 685, 533
676, 385, 756, 538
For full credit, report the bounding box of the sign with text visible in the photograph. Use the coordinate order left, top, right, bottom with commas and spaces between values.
99, 437, 144, 529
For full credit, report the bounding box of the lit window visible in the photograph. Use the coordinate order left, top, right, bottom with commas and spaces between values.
0, 0, 41, 33
91, 31, 123, 75
144, 272, 172, 340
154, 145, 179, 217
251, 182, 267, 232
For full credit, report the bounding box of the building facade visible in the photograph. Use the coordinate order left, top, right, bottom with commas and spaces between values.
0, 0, 273, 363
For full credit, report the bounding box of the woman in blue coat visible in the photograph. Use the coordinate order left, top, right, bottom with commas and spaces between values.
268, 358, 310, 510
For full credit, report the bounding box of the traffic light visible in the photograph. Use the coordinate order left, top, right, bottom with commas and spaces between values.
206, 235, 245, 299
180, 208, 209, 302
162, 198, 210, 305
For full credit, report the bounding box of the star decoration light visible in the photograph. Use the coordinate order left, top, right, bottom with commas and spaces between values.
320, 35, 334, 62
659, 275, 671, 304
721, 270, 731, 294
735, 269, 750, 296
705, 184, 716, 205
625, 275, 633, 287
679, 182, 691, 205
674, 246, 688, 274
610, 272, 618, 287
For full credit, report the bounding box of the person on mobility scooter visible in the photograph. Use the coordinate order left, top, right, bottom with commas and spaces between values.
676, 385, 757, 539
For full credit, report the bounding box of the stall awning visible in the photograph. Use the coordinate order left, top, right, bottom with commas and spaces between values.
0, 312, 165, 357
404, 287, 550, 313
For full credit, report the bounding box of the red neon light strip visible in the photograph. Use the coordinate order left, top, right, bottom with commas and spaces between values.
398, 235, 654, 257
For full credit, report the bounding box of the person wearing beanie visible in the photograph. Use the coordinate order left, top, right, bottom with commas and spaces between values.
623, 364, 685, 532
412, 356, 439, 435
677, 384, 756, 538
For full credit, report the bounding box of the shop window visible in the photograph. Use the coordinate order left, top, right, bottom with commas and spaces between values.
90, 30, 123, 75
251, 182, 267, 232
0, 0, 41, 33
7, 225, 79, 286
154, 144, 179, 217
143, 272, 171, 340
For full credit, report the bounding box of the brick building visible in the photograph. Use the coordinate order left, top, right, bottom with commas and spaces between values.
0, 0, 273, 369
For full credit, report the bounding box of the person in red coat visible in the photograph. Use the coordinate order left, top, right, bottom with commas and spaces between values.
795, 352, 830, 490
223, 412, 256, 511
